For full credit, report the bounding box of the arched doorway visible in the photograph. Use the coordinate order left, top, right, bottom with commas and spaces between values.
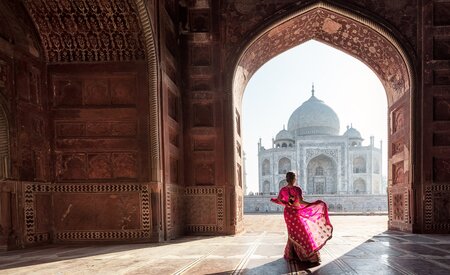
307, 155, 338, 194
230, 2, 414, 232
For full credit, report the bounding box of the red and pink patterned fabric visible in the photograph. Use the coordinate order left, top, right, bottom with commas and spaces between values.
271, 186, 333, 262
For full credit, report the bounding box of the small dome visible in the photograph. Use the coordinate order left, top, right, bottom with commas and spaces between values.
287, 87, 340, 136
344, 126, 362, 139
276, 128, 294, 141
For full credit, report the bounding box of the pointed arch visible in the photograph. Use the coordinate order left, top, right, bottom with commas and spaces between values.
231, 1, 415, 231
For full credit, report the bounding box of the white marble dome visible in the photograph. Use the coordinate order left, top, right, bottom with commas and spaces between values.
344, 126, 363, 139
275, 128, 294, 140
288, 90, 340, 136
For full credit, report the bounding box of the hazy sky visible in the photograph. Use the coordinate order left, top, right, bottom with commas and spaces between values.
242, 40, 387, 194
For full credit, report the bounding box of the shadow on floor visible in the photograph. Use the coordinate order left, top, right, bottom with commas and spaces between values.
1, 230, 450, 274
0, 235, 218, 270
202, 230, 450, 275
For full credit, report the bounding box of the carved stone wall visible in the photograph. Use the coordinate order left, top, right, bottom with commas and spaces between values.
23, 0, 145, 63
47, 62, 152, 240
421, 0, 450, 233
159, 1, 185, 240
50, 64, 147, 183
0, 0, 50, 250
185, 186, 224, 234
22, 182, 151, 243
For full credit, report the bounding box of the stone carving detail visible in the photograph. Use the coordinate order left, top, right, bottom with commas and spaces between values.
425, 184, 450, 232
393, 193, 404, 221
392, 140, 404, 155
393, 162, 404, 185
305, 148, 338, 164
55, 77, 137, 107
433, 158, 450, 183
57, 152, 138, 180
58, 154, 88, 180
88, 154, 112, 179
185, 187, 224, 233
24, 183, 52, 244
392, 108, 405, 134
24, 183, 151, 243
166, 184, 184, 239
234, 7, 411, 105
24, 0, 145, 62
224, 1, 417, 50
112, 153, 138, 179
238, 194, 243, 223
433, 97, 450, 121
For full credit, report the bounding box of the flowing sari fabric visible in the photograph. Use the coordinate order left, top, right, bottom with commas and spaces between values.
271, 186, 333, 262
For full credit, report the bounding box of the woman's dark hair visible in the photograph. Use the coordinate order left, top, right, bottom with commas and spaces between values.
286, 171, 296, 183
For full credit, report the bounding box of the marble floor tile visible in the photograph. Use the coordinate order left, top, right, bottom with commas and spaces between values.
0, 215, 449, 275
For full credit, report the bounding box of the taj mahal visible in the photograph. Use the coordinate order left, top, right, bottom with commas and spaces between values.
244, 86, 387, 213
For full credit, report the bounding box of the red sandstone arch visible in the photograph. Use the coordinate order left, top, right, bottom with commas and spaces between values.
231, 2, 415, 231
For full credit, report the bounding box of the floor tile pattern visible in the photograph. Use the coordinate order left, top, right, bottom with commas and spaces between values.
1, 215, 449, 274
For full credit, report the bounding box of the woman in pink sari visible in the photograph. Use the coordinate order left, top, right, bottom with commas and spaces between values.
271, 172, 333, 264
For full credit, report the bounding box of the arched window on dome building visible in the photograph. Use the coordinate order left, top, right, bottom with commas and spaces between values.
278, 157, 291, 174
282, 143, 287, 148
307, 155, 337, 194
262, 159, 270, 175
353, 157, 366, 173
353, 178, 367, 194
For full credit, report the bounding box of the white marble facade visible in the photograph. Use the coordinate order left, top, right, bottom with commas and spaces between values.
247, 87, 386, 213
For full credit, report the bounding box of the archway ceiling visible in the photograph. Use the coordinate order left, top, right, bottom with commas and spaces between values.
23, 0, 146, 63
237, 8, 410, 106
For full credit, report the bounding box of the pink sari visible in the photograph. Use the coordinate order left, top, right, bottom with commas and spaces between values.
271, 186, 333, 262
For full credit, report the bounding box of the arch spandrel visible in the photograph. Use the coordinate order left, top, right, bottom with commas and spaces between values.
234, 4, 412, 108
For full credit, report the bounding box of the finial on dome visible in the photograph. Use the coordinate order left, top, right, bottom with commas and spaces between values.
283, 124, 285, 130
311, 83, 315, 97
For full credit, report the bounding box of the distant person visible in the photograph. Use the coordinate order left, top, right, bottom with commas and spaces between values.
271, 171, 333, 265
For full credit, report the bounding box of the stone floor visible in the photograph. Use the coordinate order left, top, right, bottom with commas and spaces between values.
1, 215, 450, 274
